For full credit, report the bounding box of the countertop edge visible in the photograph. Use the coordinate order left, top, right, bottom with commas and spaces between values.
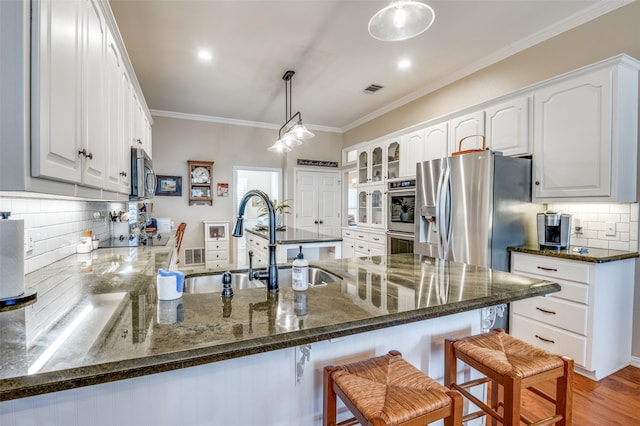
246, 228, 342, 244
0, 281, 560, 401
508, 246, 639, 263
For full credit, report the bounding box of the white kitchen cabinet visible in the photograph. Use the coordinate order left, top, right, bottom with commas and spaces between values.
485, 94, 531, 157
28, 0, 152, 198
532, 56, 639, 202
203, 222, 230, 269
357, 185, 385, 229
341, 228, 356, 259
105, 30, 130, 193
32, 0, 108, 188
424, 121, 448, 161
399, 129, 423, 178
31, 0, 84, 184
386, 139, 401, 180
448, 110, 485, 155
353, 229, 386, 257
82, 0, 108, 188
357, 143, 385, 185
510, 252, 635, 380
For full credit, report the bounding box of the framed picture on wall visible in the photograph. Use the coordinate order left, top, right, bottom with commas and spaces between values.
156, 175, 182, 196
217, 183, 229, 197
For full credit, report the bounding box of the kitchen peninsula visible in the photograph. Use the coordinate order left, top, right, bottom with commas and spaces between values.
246, 227, 342, 265
0, 247, 559, 425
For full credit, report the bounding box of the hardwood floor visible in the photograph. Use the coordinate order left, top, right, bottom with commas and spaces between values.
520, 366, 640, 425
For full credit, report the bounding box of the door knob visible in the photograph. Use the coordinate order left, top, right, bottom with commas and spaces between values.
314, 221, 319, 224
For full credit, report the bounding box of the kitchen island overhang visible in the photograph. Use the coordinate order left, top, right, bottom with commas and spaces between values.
0, 253, 560, 401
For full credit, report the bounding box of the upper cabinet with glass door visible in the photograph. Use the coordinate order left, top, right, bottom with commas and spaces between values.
386, 139, 401, 180
357, 143, 385, 185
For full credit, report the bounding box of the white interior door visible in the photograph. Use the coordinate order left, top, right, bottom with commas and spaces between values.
295, 170, 340, 237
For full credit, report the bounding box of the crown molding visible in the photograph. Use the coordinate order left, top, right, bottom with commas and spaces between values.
150, 110, 342, 134
342, 0, 632, 132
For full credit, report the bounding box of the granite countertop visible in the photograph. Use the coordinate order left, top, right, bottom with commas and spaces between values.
247, 227, 342, 244
0, 251, 559, 401
509, 244, 639, 263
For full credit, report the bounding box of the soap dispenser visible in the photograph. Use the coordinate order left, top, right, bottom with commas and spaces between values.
292, 245, 309, 291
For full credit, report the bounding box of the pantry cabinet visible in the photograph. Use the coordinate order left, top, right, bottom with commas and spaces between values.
510, 252, 635, 380
532, 56, 639, 202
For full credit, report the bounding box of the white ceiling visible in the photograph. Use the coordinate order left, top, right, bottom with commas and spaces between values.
109, 0, 628, 133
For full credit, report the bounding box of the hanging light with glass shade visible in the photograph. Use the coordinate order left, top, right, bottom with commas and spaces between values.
268, 70, 314, 153
368, 0, 435, 42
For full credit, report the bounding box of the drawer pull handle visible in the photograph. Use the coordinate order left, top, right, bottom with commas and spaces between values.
535, 307, 556, 315
537, 266, 558, 272
535, 334, 555, 344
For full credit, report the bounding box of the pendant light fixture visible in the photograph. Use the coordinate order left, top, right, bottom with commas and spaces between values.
368, 0, 435, 42
268, 70, 314, 153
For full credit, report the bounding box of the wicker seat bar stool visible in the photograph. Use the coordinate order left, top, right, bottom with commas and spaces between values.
445, 329, 573, 426
323, 350, 463, 426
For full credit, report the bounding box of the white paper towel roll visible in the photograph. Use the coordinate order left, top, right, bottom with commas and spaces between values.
0, 218, 25, 299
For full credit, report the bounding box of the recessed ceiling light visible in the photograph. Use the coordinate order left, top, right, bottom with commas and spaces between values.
198, 50, 212, 61
398, 59, 411, 69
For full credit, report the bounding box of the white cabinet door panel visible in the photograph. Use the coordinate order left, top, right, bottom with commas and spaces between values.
486, 95, 530, 157
533, 69, 612, 199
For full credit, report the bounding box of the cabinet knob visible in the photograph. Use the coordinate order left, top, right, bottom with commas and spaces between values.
120, 171, 127, 177
136, 138, 142, 145
78, 149, 92, 159
535, 181, 540, 186
319, 220, 323, 224
314, 220, 319, 224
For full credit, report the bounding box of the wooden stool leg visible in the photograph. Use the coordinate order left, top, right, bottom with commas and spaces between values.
556, 357, 574, 426
445, 390, 463, 426
490, 380, 500, 426
444, 338, 457, 389
323, 366, 337, 426
503, 372, 521, 426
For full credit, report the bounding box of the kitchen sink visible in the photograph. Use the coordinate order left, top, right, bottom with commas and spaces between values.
183, 267, 342, 294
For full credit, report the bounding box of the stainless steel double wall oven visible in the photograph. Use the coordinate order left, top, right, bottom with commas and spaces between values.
386, 179, 416, 254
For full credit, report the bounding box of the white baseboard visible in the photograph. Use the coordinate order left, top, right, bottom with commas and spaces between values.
631, 356, 640, 368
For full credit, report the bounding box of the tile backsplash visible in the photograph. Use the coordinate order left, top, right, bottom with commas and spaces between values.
0, 194, 126, 274
548, 203, 640, 252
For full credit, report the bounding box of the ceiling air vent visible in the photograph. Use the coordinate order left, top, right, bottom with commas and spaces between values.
363, 84, 383, 94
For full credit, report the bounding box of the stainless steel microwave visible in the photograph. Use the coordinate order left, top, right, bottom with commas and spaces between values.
130, 147, 156, 200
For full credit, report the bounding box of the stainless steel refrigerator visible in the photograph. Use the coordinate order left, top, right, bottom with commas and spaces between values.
415, 151, 540, 272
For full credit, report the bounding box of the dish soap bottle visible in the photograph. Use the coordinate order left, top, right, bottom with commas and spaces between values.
292, 245, 309, 291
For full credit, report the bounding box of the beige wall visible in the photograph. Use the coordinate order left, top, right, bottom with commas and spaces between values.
150, 115, 342, 263
342, 0, 640, 362
343, 1, 640, 147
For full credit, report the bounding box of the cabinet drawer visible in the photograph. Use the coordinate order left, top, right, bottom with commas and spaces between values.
207, 250, 229, 261
511, 253, 591, 283
342, 229, 355, 239
355, 232, 369, 241
511, 314, 587, 367
512, 296, 588, 335
368, 233, 385, 244
207, 241, 229, 251
206, 260, 229, 269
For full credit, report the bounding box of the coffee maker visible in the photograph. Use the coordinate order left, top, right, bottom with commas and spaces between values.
537, 211, 571, 249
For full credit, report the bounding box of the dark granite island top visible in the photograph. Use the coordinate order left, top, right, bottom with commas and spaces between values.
246, 227, 342, 244
0, 252, 559, 401
509, 244, 639, 263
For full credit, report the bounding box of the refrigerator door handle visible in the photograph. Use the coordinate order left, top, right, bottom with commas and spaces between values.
441, 165, 453, 258
436, 164, 451, 259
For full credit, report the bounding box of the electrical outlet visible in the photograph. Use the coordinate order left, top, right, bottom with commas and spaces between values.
605, 222, 616, 236
25, 229, 34, 252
